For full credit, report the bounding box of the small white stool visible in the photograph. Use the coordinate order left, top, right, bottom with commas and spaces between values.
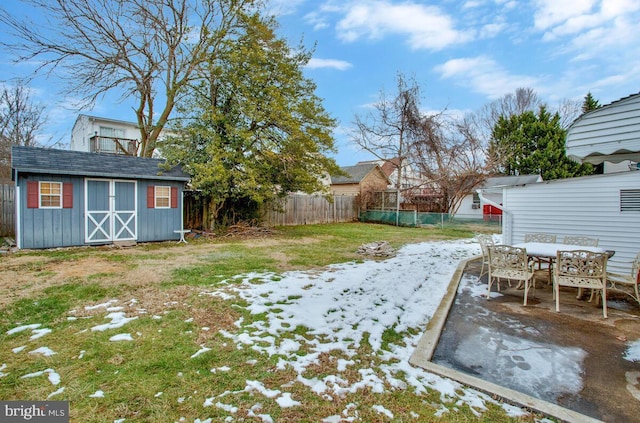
174, 229, 191, 244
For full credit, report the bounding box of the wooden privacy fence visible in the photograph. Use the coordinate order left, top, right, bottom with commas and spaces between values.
264, 194, 359, 226
0, 183, 15, 237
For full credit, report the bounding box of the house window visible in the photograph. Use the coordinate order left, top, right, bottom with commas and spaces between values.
620, 189, 640, 212
155, 186, 171, 208
40, 182, 62, 208
99, 126, 126, 152
472, 193, 481, 209
99, 126, 125, 138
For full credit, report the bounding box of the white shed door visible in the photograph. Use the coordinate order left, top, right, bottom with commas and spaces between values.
85, 179, 137, 243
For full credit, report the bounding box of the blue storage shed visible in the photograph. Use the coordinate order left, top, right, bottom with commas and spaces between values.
11, 145, 191, 249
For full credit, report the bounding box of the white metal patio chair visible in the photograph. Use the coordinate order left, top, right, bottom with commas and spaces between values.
606, 252, 640, 306
562, 236, 602, 299
553, 250, 608, 318
488, 245, 535, 305
563, 236, 599, 247
476, 234, 494, 280
524, 233, 556, 243
524, 233, 557, 284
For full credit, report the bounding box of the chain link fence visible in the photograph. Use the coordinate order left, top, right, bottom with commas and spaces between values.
360, 209, 502, 229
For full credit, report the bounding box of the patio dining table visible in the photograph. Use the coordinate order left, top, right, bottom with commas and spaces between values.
512, 242, 608, 258
512, 242, 612, 290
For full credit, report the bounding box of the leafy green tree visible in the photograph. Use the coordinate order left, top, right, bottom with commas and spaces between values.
582, 92, 601, 113
489, 106, 593, 180
162, 15, 340, 228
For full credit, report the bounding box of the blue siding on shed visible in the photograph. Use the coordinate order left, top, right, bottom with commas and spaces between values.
17, 175, 186, 248
136, 180, 184, 242
19, 174, 85, 249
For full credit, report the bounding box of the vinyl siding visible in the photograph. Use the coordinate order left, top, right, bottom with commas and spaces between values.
502, 171, 640, 270
566, 94, 640, 162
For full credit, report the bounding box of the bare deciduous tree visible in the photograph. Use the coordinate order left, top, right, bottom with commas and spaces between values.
0, 83, 46, 180
0, 0, 257, 157
351, 73, 422, 222
461, 87, 542, 150
352, 73, 489, 216
556, 97, 583, 129
407, 113, 488, 215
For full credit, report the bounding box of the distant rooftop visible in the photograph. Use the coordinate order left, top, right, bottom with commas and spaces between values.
331, 163, 381, 184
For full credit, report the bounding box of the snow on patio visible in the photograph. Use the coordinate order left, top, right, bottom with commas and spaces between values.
5, 238, 640, 422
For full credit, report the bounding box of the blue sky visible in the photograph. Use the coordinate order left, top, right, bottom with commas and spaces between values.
1, 0, 640, 166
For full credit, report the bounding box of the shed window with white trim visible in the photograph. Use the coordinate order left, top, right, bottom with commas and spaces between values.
27, 181, 73, 209
155, 186, 171, 208
472, 193, 481, 209
147, 185, 178, 209
40, 181, 62, 208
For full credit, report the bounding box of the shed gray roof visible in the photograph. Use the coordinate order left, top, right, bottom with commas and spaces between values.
331, 163, 380, 184
12, 145, 190, 181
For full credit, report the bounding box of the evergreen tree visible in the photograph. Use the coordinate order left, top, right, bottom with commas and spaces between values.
489, 106, 593, 180
162, 15, 340, 228
582, 92, 601, 113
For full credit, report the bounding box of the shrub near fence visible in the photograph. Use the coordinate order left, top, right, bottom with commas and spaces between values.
0, 183, 15, 237
264, 194, 359, 226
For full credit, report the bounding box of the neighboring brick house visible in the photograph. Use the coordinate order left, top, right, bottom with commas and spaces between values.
330, 163, 390, 203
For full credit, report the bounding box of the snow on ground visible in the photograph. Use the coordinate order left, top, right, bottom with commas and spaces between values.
199, 239, 531, 419
109, 333, 134, 342
625, 341, 640, 362
11, 236, 634, 421
91, 312, 138, 332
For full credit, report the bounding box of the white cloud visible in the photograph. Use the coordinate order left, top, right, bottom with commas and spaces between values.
306, 58, 353, 70
434, 56, 540, 99
304, 11, 330, 30
335, 1, 471, 50
478, 22, 507, 39
533, 0, 596, 31
534, 0, 640, 39
266, 0, 306, 17
462, 1, 484, 9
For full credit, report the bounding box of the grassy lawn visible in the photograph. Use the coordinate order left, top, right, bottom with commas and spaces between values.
0, 222, 530, 422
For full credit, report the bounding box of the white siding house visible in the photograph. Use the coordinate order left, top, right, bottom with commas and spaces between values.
495, 92, 640, 273
457, 175, 542, 218
566, 92, 640, 169
500, 171, 640, 268
71, 114, 142, 155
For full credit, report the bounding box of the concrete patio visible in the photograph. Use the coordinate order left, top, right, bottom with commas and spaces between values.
410, 256, 640, 423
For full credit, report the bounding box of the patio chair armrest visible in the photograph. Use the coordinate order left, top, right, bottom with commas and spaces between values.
607, 272, 636, 286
